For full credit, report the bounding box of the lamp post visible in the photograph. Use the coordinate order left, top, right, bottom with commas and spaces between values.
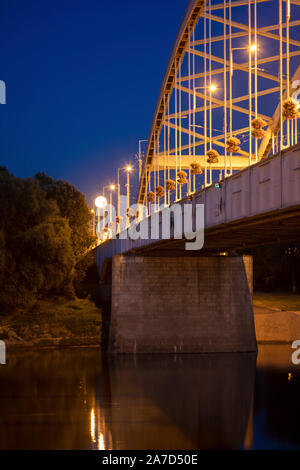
138, 140, 148, 181
91, 208, 95, 234
229, 43, 257, 164
125, 165, 132, 228
117, 169, 121, 231
193, 84, 216, 111
193, 84, 217, 187
230, 44, 256, 77
109, 185, 115, 224
193, 84, 217, 146
102, 184, 116, 234
94, 196, 107, 237
116, 165, 133, 231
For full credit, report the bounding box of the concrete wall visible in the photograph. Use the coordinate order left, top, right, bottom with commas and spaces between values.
109, 255, 257, 354
255, 310, 300, 343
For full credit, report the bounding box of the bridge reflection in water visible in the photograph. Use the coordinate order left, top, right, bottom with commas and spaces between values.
1, 347, 300, 450
101, 353, 256, 450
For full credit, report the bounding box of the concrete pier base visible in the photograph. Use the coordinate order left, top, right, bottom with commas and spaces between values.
108, 255, 257, 354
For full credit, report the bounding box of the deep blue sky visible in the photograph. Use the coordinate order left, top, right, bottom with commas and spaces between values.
0, 0, 187, 204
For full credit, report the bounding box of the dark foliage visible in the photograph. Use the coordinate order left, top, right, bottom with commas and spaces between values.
251, 244, 300, 293
0, 168, 96, 311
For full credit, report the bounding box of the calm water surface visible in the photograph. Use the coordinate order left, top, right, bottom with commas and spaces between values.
0, 345, 299, 450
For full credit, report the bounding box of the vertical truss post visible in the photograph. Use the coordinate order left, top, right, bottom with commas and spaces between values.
229, 0, 233, 175
286, 0, 291, 147
163, 94, 167, 207
224, 0, 227, 178
188, 24, 192, 195
192, 26, 196, 192
175, 58, 178, 201
167, 98, 170, 205
248, 0, 253, 165
254, 0, 258, 162
209, 0, 213, 185
280, 0, 284, 150
179, 61, 182, 200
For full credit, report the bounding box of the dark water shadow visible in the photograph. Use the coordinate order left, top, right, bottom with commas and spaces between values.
102, 353, 257, 449
0, 348, 264, 449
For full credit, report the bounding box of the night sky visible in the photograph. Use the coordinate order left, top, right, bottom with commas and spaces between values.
0, 0, 187, 204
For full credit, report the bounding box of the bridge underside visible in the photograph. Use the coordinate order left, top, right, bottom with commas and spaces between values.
130, 204, 300, 257
99, 204, 299, 355
97, 147, 300, 355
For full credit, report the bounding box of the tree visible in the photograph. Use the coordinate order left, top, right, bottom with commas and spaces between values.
34, 172, 96, 293
0, 168, 95, 312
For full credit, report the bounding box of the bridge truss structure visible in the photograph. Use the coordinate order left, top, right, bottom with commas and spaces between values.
137, 0, 300, 214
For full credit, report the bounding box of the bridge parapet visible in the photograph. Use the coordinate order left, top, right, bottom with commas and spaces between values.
96, 145, 300, 275
197, 144, 300, 227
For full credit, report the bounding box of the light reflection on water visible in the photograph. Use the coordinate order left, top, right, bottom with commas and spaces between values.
0, 345, 299, 449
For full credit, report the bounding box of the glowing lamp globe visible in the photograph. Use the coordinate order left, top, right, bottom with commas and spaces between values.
95, 196, 107, 209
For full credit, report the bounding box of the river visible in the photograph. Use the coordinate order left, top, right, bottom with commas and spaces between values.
0, 345, 299, 449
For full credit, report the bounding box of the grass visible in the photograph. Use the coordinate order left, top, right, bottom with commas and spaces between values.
0, 298, 101, 348
1, 291, 298, 348
253, 292, 300, 312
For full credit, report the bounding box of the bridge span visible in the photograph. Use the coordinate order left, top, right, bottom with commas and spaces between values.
95, 145, 300, 354
96, 145, 300, 267
94, 0, 300, 354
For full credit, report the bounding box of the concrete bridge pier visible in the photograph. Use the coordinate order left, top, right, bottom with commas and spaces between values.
106, 254, 257, 354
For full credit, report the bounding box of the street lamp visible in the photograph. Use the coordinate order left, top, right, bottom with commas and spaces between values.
117, 164, 133, 231
229, 43, 257, 164
193, 84, 217, 187
193, 84, 217, 110
125, 166, 132, 227
91, 208, 95, 234
138, 140, 148, 181
230, 44, 257, 76
108, 185, 115, 224
102, 184, 116, 231
95, 196, 107, 209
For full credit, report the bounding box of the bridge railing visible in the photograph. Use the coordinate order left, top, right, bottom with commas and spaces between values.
95, 145, 300, 274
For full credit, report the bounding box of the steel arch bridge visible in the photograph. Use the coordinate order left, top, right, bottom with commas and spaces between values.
95, 0, 300, 355
137, 0, 300, 213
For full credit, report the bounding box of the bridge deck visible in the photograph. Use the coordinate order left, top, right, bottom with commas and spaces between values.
96, 145, 300, 274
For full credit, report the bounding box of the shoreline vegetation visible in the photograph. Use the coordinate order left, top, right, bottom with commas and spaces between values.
0, 168, 101, 350
0, 297, 101, 349
0, 292, 300, 349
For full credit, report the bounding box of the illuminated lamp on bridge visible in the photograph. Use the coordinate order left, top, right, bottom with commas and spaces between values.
95, 196, 107, 209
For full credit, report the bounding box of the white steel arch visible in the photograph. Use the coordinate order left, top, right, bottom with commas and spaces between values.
137, 0, 300, 211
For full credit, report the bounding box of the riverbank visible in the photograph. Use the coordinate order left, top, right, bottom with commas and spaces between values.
1, 292, 299, 348
254, 292, 300, 343
0, 298, 101, 348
